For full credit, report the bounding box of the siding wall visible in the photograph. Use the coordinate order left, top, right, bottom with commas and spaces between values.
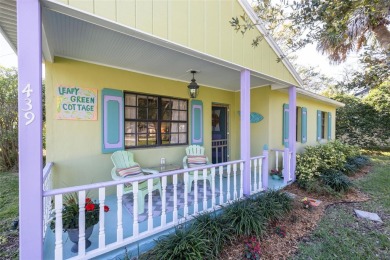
55, 0, 298, 86
46, 57, 239, 188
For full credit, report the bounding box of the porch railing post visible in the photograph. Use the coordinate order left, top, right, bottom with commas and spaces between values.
262, 145, 269, 190
288, 86, 297, 180
240, 69, 251, 196
17, 0, 43, 259
283, 143, 290, 184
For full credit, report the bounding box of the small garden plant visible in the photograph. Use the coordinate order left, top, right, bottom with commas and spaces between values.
243, 236, 261, 260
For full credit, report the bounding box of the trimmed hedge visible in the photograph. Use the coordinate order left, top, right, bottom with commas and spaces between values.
296, 141, 370, 193
296, 140, 361, 181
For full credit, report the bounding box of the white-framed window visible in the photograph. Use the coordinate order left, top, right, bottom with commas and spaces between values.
124, 92, 188, 148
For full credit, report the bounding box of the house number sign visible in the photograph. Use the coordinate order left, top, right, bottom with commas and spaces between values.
21, 83, 35, 125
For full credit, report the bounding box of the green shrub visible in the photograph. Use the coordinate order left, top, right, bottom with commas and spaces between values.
320, 169, 352, 192
331, 140, 361, 160
296, 141, 362, 182
343, 162, 358, 175
343, 155, 370, 175
149, 225, 211, 260
253, 190, 293, 221
222, 199, 267, 237
192, 212, 235, 258
352, 155, 370, 168
297, 179, 339, 196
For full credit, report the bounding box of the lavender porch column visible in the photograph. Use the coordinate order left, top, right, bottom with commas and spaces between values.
17, 0, 43, 259
288, 86, 297, 180
240, 70, 251, 196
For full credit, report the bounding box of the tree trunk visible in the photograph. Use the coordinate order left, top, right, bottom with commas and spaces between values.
372, 23, 390, 51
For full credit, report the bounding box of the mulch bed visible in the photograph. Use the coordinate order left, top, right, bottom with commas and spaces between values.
219, 167, 372, 260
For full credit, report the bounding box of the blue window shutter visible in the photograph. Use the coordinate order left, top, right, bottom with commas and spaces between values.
102, 88, 124, 153
327, 112, 332, 140
316, 110, 322, 141
301, 107, 307, 143
283, 104, 289, 146
191, 100, 203, 145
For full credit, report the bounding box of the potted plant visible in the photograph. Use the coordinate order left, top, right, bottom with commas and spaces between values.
270, 169, 283, 180
50, 193, 109, 253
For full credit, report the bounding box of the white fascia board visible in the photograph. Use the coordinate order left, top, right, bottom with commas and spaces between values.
238, 0, 303, 87
271, 84, 290, 90
297, 88, 345, 107
41, 0, 298, 88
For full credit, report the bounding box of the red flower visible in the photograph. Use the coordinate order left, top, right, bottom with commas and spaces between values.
85, 203, 95, 211
104, 205, 110, 212
85, 198, 92, 204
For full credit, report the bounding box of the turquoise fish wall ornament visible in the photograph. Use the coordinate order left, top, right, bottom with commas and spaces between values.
237, 111, 264, 123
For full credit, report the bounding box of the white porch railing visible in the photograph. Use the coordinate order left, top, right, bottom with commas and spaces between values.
43, 155, 269, 260
250, 155, 266, 194
271, 148, 294, 183
43, 162, 54, 239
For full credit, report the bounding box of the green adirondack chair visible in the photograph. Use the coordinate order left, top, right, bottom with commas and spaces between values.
111, 151, 161, 214
183, 145, 212, 192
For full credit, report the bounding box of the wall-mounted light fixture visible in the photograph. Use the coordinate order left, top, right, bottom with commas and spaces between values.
187, 70, 199, 98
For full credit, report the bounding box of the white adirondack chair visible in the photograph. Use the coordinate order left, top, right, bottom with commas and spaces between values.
183, 145, 212, 191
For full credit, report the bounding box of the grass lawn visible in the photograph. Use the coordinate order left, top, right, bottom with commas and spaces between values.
293, 153, 390, 259
0, 171, 19, 260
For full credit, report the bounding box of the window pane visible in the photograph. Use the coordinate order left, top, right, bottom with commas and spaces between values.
148, 97, 158, 109
179, 133, 187, 143
125, 134, 136, 146
162, 98, 172, 110
170, 134, 179, 144
125, 94, 136, 106
161, 122, 170, 141
148, 134, 157, 145
172, 99, 179, 109
138, 134, 147, 146
125, 107, 136, 119
171, 110, 179, 120
171, 123, 179, 133
179, 111, 187, 121
138, 96, 147, 107
149, 108, 158, 120
148, 122, 157, 135
138, 122, 148, 133
138, 107, 147, 119
162, 135, 170, 145
162, 109, 172, 120
179, 123, 187, 132
125, 122, 136, 134
179, 100, 187, 110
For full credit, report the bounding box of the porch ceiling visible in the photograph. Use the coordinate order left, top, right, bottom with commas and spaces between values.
0, 0, 291, 91
41, 7, 277, 91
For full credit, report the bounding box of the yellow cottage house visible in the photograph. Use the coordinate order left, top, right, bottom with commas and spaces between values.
0, 0, 343, 259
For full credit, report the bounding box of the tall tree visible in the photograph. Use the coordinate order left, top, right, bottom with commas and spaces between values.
336, 47, 390, 92
0, 67, 18, 171
231, 0, 390, 63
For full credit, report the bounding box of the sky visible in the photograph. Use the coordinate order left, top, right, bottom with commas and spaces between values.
0, 31, 359, 81
0, 34, 17, 68
295, 43, 361, 81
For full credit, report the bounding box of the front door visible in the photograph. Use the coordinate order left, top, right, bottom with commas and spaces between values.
211, 104, 229, 164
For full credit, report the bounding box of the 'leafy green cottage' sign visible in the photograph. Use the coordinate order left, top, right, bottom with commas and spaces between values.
56, 86, 98, 120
